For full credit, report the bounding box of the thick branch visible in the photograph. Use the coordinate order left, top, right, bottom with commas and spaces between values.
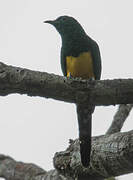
0, 155, 73, 180
54, 130, 133, 179
1, 130, 133, 180
0, 62, 133, 105
106, 104, 133, 134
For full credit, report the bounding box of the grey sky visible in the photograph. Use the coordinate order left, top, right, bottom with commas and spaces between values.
0, 0, 133, 179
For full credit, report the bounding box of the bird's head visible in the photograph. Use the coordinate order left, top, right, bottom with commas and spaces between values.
44, 16, 86, 38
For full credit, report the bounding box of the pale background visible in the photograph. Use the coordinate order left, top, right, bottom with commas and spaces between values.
0, 0, 133, 179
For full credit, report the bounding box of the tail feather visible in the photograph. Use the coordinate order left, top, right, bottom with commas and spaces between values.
76, 104, 95, 167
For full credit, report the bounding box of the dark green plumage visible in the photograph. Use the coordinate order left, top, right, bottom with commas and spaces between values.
45, 15, 102, 167
45, 16, 101, 80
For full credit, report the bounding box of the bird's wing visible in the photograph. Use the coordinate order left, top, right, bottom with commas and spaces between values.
89, 37, 102, 80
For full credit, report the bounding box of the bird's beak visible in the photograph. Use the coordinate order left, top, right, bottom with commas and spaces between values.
44, 20, 54, 25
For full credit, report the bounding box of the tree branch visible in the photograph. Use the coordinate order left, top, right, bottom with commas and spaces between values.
0, 154, 73, 180
1, 131, 133, 179
54, 130, 133, 179
0, 62, 133, 105
106, 104, 133, 134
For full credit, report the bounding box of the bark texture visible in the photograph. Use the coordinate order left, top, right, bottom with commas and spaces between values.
0, 62, 133, 105
0, 130, 133, 180
54, 130, 133, 179
0, 155, 73, 180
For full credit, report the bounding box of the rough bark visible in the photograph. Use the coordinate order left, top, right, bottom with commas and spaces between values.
0, 155, 72, 180
54, 130, 133, 179
0, 130, 133, 180
0, 62, 133, 106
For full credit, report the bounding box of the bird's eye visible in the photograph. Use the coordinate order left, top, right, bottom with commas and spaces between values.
56, 16, 68, 23
62, 17, 67, 21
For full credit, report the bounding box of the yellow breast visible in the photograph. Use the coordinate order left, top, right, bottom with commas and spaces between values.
66, 52, 95, 79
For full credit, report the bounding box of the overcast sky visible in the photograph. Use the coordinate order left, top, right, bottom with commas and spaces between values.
0, 0, 133, 179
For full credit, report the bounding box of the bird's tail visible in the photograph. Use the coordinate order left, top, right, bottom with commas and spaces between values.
76, 104, 95, 167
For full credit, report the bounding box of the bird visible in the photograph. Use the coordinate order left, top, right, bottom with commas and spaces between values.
44, 16, 102, 167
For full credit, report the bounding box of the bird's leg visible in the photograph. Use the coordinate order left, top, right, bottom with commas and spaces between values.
68, 72, 72, 78
89, 77, 95, 81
